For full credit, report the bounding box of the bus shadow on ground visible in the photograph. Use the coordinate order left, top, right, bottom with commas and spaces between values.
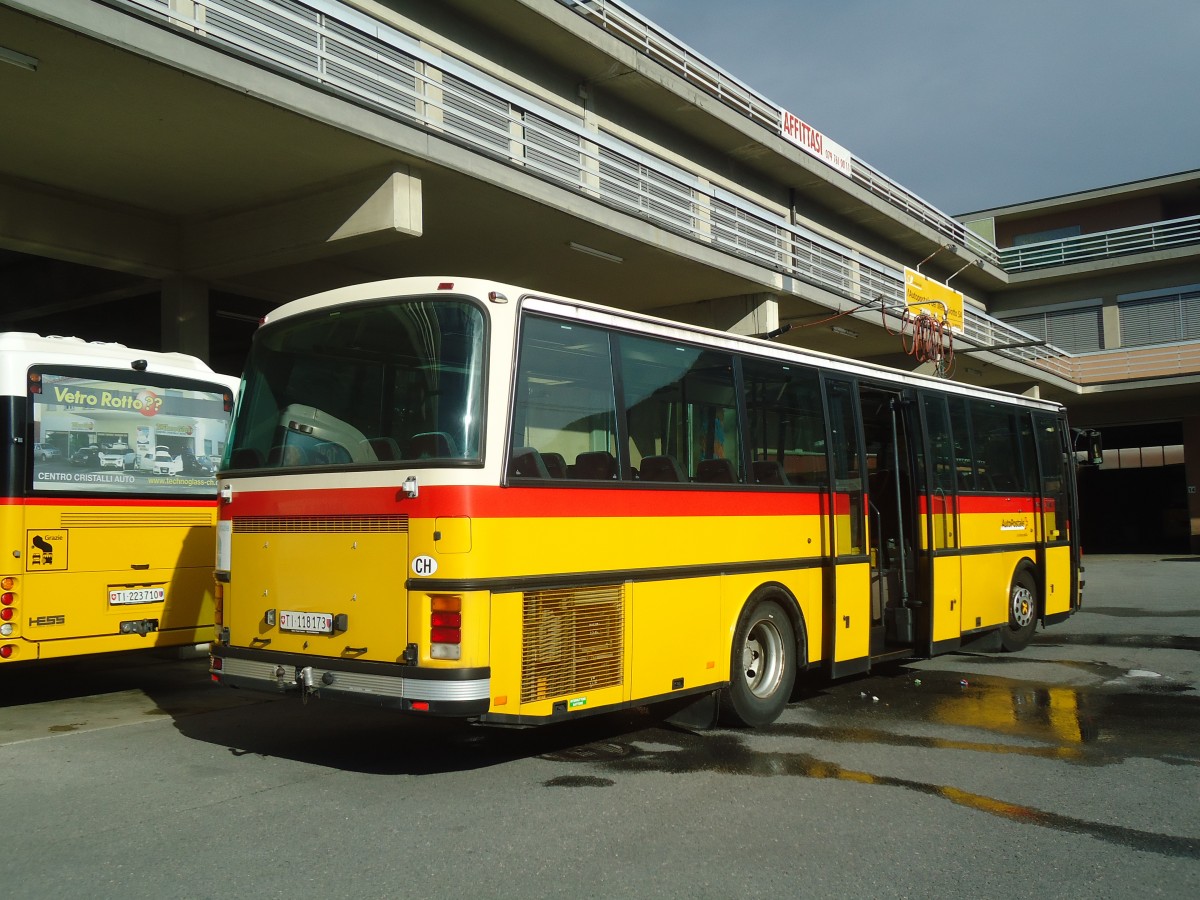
164, 682, 730, 776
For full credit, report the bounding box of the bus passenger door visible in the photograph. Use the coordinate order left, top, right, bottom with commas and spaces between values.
920, 394, 962, 654
822, 379, 870, 677
859, 384, 920, 656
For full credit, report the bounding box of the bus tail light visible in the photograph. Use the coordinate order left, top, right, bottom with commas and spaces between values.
1, 578, 17, 638
0, 644, 14, 659
430, 594, 462, 660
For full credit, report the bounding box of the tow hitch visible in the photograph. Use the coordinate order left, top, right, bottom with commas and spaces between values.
119, 618, 159, 636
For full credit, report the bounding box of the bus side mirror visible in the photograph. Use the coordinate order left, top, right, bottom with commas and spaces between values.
1074, 428, 1103, 466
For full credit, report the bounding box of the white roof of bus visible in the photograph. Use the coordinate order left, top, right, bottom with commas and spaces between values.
0, 332, 238, 395
264, 276, 1063, 413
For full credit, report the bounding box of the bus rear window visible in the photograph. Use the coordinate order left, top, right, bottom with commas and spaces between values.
30, 371, 231, 497
227, 297, 486, 470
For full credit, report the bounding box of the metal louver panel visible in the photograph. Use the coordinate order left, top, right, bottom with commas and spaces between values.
1120, 295, 1186, 347
1008, 306, 1103, 353
205, 0, 319, 71
323, 19, 419, 116
521, 584, 624, 703
60, 510, 214, 527
524, 114, 584, 188
1183, 291, 1200, 341
441, 73, 512, 155
233, 515, 409, 533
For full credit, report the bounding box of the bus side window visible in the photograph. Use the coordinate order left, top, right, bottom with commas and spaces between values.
620, 335, 742, 483
508, 316, 619, 482
742, 357, 823, 488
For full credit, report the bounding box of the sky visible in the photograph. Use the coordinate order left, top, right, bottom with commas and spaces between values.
623, 0, 1200, 215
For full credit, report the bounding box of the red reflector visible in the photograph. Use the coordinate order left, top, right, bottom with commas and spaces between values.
1, 592, 13, 606
430, 626, 460, 644
0, 608, 13, 621
0, 645, 13, 659
210, 674, 220, 683
411, 700, 430, 711
431, 611, 461, 628
211, 657, 223, 671
437, 282, 454, 291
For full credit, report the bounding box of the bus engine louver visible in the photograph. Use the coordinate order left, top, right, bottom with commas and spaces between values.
521, 585, 624, 703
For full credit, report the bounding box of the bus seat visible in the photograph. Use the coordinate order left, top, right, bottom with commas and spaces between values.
639, 455, 686, 482
229, 447, 264, 469
752, 460, 788, 485
695, 458, 737, 483
279, 404, 372, 463
267, 444, 307, 467
542, 452, 567, 478
409, 431, 457, 459
362, 437, 401, 461
982, 438, 1018, 492
573, 450, 617, 480
510, 446, 550, 479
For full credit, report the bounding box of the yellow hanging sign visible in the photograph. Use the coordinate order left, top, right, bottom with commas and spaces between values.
904, 268, 964, 334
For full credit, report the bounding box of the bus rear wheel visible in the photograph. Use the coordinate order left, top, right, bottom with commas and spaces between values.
1000, 567, 1038, 652
719, 598, 796, 727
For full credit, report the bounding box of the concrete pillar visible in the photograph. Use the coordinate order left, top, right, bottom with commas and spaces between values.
161, 277, 209, 361
1102, 295, 1121, 349
1184, 415, 1200, 554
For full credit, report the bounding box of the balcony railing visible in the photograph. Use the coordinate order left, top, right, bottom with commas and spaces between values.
108, 0, 1189, 385
1000, 215, 1200, 272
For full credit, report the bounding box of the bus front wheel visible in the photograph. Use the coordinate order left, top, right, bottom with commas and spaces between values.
1000, 567, 1038, 652
719, 598, 796, 727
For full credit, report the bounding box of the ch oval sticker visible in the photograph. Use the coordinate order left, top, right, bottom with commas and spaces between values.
411, 555, 438, 577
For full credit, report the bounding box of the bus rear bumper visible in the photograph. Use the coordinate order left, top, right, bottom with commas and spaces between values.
210, 645, 490, 716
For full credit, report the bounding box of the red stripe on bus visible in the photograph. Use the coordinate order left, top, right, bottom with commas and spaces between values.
916, 495, 1043, 515
222, 484, 827, 519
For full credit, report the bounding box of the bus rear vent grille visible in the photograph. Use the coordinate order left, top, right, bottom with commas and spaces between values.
521, 584, 624, 704
233, 515, 409, 533
60, 510, 213, 527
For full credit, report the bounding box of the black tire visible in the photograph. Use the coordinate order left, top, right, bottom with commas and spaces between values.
1000, 567, 1038, 652
718, 598, 796, 727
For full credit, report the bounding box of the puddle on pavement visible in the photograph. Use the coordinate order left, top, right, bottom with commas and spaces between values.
538, 668, 1200, 858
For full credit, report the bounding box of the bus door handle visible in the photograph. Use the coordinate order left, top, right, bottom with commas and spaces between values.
131, 563, 150, 570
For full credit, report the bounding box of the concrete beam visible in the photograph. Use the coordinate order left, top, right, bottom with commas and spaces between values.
648, 292, 779, 338
182, 168, 423, 277
0, 178, 175, 276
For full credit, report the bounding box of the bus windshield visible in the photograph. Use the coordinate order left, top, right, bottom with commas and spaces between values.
228, 296, 486, 469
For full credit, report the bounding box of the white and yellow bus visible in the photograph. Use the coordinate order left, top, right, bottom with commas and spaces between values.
210, 277, 1084, 726
0, 333, 237, 663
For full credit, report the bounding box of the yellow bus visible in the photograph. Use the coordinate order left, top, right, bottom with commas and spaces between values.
210, 277, 1084, 726
0, 333, 237, 663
